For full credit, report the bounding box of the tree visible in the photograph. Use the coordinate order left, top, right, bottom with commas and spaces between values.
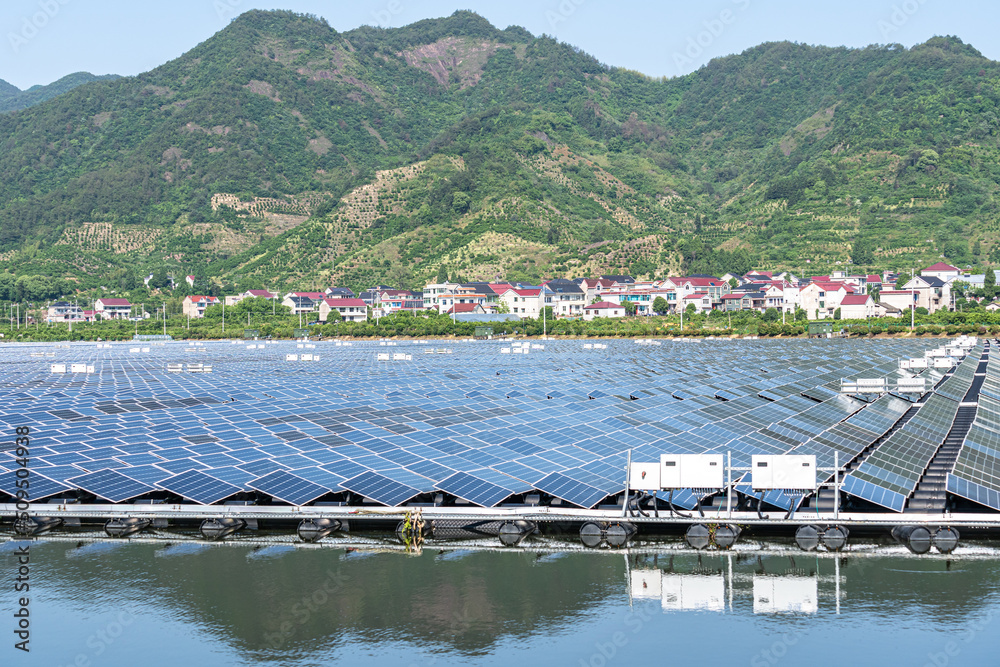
762, 307, 779, 322
623, 301, 637, 316
851, 238, 875, 266
652, 296, 669, 315
794, 307, 807, 322
834, 307, 842, 320
985, 270, 996, 300
685, 303, 696, 316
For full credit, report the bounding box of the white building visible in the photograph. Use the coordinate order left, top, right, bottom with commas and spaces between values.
583, 301, 625, 321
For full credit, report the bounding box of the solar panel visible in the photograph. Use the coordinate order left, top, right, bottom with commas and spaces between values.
66, 469, 155, 502
340, 471, 421, 506
248, 470, 331, 506
157, 470, 242, 504
0, 470, 70, 500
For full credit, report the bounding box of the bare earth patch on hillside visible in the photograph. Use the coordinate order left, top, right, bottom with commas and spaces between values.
400, 37, 511, 88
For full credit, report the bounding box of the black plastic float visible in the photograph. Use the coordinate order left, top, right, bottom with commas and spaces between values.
297, 518, 342, 542
200, 517, 246, 540
104, 517, 152, 538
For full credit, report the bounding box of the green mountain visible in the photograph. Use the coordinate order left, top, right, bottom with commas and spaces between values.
0, 72, 120, 113
0, 9, 999, 297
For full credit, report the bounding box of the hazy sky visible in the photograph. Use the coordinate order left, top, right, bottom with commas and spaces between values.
1, 0, 998, 89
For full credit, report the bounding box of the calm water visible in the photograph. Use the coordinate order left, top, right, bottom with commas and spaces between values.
4, 535, 1000, 667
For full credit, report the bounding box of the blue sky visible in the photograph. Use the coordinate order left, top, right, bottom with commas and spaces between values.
1, 0, 998, 89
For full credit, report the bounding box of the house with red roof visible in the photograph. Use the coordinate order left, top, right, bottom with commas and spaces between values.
182, 295, 219, 319
583, 301, 625, 321
799, 282, 854, 320
319, 298, 369, 323
444, 303, 488, 316
94, 297, 132, 320
921, 262, 962, 282
225, 289, 277, 306
682, 293, 713, 314
839, 294, 875, 319
676, 277, 729, 305
498, 287, 542, 318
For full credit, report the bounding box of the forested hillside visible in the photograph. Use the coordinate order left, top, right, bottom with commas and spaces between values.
0, 72, 119, 113
0, 9, 998, 297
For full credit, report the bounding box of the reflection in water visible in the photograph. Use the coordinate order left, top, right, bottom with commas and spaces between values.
7, 538, 1000, 666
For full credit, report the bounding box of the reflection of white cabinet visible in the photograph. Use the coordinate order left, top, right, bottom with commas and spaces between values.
659, 454, 724, 489
751, 455, 816, 490
753, 576, 818, 614
630, 569, 662, 600
661, 574, 725, 612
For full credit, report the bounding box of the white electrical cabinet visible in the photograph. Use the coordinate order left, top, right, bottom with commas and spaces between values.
659, 454, 725, 489
629, 462, 661, 491
750, 455, 816, 490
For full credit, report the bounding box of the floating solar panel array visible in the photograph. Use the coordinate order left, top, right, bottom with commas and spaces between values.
842, 342, 984, 511
950, 344, 1000, 509
0, 337, 963, 511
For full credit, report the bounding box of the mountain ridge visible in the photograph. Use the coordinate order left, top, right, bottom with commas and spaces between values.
0, 9, 997, 297
0, 72, 120, 113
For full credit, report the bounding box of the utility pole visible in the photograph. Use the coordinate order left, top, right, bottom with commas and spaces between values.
222, 300, 225, 334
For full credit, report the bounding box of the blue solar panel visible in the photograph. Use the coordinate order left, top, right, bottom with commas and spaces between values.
67, 469, 154, 502
0, 470, 70, 500
435, 472, 515, 507
249, 470, 331, 505
533, 472, 609, 509
158, 470, 241, 505
341, 471, 421, 506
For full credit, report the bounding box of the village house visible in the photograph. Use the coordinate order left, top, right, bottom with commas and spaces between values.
901, 275, 951, 313
496, 286, 542, 318
583, 301, 626, 321
225, 289, 277, 306
94, 297, 132, 320
47, 301, 86, 323
318, 298, 369, 322
798, 281, 855, 320
839, 294, 876, 319
182, 295, 220, 319
878, 290, 918, 314
543, 279, 586, 317
282, 295, 315, 316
